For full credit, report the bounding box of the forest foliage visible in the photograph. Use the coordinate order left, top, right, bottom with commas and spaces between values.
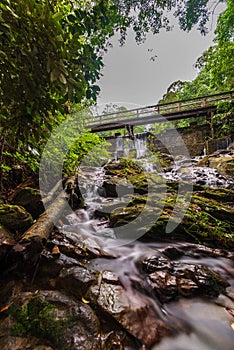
159, 0, 233, 102
0, 0, 233, 191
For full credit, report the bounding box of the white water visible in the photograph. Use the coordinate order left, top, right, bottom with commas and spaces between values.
60, 135, 234, 350
63, 200, 234, 350
115, 134, 149, 160
114, 134, 234, 188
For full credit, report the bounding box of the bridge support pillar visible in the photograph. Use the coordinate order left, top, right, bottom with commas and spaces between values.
126, 124, 134, 139
210, 111, 215, 139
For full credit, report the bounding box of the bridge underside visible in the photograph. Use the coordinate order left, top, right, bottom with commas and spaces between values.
89, 106, 216, 133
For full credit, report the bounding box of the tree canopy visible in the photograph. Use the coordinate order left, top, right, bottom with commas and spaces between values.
159, 0, 233, 103
0, 0, 231, 190
0, 0, 220, 134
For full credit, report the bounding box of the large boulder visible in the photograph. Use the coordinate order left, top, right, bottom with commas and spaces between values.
0, 204, 33, 235
0, 290, 102, 350
142, 255, 229, 302
209, 155, 234, 177
87, 270, 173, 348
12, 187, 44, 219
109, 187, 234, 247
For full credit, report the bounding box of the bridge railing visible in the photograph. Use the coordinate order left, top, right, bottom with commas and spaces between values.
87, 90, 234, 127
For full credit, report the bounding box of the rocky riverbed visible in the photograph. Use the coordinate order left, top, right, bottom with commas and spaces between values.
0, 147, 234, 349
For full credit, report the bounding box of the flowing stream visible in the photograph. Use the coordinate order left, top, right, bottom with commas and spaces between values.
60, 134, 234, 349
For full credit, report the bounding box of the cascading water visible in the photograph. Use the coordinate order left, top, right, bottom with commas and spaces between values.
61, 162, 234, 350
58, 134, 234, 350
115, 133, 149, 160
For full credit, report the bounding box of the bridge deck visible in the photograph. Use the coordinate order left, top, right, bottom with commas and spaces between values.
87, 91, 233, 133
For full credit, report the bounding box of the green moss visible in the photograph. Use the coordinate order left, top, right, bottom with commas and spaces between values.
195, 187, 234, 202
191, 195, 234, 224
0, 204, 33, 234
10, 296, 76, 343
110, 190, 233, 247
105, 159, 234, 247
12, 187, 44, 219
105, 158, 143, 176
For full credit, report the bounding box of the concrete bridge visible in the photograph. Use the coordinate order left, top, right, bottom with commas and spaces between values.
87, 91, 234, 134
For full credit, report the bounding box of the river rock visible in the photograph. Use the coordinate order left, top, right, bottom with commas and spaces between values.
57, 265, 99, 298
38, 250, 80, 279
0, 336, 53, 350
0, 290, 102, 350
0, 224, 16, 261
209, 155, 234, 177
12, 187, 44, 219
104, 158, 143, 176
101, 180, 118, 197
0, 204, 33, 235
0, 224, 15, 245
142, 256, 229, 302
109, 185, 234, 247
88, 273, 173, 348
196, 152, 234, 177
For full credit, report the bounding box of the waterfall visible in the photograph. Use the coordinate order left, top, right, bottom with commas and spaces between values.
134, 135, 148, 158
115, 133, 148, 159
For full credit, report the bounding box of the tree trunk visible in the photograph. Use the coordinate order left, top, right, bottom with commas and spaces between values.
13, 178, 75, 258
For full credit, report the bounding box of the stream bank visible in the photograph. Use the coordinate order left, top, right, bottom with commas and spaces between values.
0, 142, 234, 349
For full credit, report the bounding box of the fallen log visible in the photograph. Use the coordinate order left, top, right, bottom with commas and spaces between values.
21, 194, 68, 242
13, 178, 76, 259
42, 179, 63, 207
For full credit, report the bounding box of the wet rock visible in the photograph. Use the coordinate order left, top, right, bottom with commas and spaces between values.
0, 204, 33, 235
147, 271, 178, 301
12, 187, 44, 219
0, 224, 16, 262
162, 246, 184, 259
88, 274, 173, 348
196, 152, 234, 177
161, 243, 229, 260
102, 181, 118, 197
0, 336, 52, 350
2, 290, 102, 350
109, 184, 234, 247
100, 329, 138, 350
57, 265, 99, 298
158, 153, 174, 168
0, 224, 16, 245
54, 229, 110, 258
38, 250, 80, 279
142, 256, 229, 302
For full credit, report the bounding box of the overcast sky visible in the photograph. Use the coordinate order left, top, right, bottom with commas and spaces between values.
96, 2, 226, 112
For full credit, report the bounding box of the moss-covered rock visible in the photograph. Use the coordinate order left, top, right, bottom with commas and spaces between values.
0, 204, 33, 235
12, 187, 44, 219
101, 159, 234, 247
104, 158, 143, 176
109, 185, 234, 247
7, 291, 101, 350
194, 186, 234, 202
196, 154, 234, 177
